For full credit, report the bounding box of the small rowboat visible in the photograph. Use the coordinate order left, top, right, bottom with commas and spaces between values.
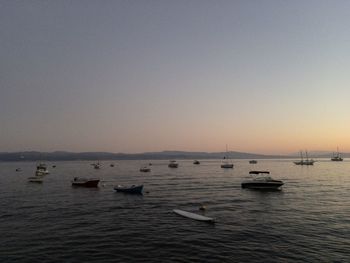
71, 177, 100, 187
114, 184, 143, 194
173, 209, 215, 223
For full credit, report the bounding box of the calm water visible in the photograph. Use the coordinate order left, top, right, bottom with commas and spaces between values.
0, 159, 349, 262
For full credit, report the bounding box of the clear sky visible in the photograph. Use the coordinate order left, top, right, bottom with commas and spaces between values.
1, 0, 350, 154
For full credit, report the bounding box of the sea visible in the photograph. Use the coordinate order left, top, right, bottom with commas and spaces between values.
0, 159, 349, 262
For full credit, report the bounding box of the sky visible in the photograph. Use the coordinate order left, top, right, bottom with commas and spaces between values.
1, 0, 350, 154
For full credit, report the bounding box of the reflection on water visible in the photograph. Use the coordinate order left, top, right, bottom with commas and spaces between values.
0, 159, 349, 262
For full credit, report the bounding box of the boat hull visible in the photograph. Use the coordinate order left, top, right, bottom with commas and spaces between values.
241, 181, 283, 190
72, 179, 100, 188
221, 164, 233, 168
28, 177, 43, 183
294, 161, 314, 165
173, 209, 215, 223
114, 185, 143, 194
331, 158, 343, 161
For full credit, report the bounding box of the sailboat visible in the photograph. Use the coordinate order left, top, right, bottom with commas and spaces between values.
331, 147, 343, 161
294, 151, 315, 165
221, 145, 234, 168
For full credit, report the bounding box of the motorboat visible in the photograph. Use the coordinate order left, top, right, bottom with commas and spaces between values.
241, 171, 283, 190
36, 163, 49, 176
114, 184, 143, 194
140, 166, 151, 172
249, 160, 258, 164
193, 160, 200, 165
71, 177, 100, 187
168, 160, 179, 168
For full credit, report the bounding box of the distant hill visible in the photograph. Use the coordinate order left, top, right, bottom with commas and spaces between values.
0, 150, 347, 162
0, 150, 291, 161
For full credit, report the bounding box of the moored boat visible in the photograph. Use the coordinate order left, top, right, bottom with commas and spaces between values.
140, 166, 151, 172
331, 147, 343, 161
241, 171, 283, 190
168, 160, 179, 168
294, 151, 315, 165
36, 163, 49, 176
114, 184, 143, 194
249, 160, 258, 164
221, 145, 234, 168
173, 209, 215, 223
93, 162, 101, 169
71, 177, 100, 187
221, 163, 234, 168
193, 160, 200, 165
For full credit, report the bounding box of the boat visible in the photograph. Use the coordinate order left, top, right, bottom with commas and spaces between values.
173, 209, 215, 223
168, 160, 179, 168
331, 147, 343, 161
35, 163, 49, 176
28, 176, 43, 183
294, 151, 315, 165
93, 162, 101, 169
140, 166, 151, 172
110, 164, 115, 167
221, 145, 234, 168
193, 160, 200, 165
15, 168, 22, 172
221, 162, 234, 168
249, 160, 258, 164
114, 184, 143, 194
241, 171, 283, 190
71, 177, 100, 187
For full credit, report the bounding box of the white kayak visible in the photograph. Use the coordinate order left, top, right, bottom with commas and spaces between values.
173, 209, 215, 223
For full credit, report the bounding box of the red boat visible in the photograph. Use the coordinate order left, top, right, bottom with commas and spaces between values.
72, 177, 100, 187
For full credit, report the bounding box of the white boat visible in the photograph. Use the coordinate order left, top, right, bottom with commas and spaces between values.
221, 146, 234, 168
35, 163, 49, 176
241, 171, 283, 190
173, 209, 215, 223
